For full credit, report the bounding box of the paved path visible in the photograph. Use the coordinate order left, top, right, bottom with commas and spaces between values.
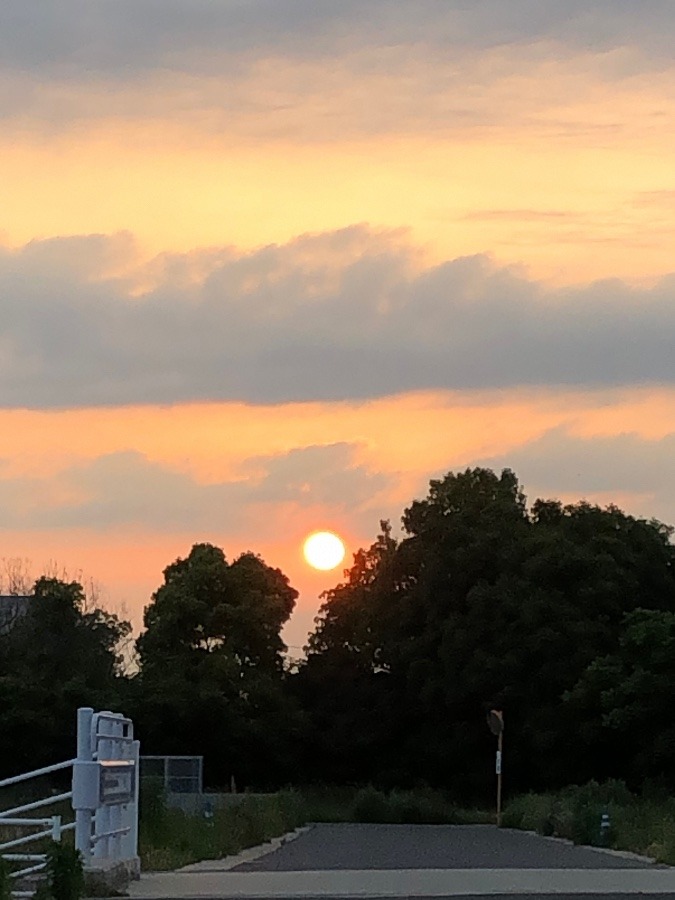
129, 823, 675, 899
233, 825, 655, 871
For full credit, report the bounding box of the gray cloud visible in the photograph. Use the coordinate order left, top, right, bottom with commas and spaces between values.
2, 2, 675, 76
0, 442, 387, 532
475, 428, 675, 526
1, 227, 675, 408
2, 2, 675, 137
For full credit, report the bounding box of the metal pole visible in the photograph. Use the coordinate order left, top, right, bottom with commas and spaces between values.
496, 729, 503, 827
74, 707, 94, 860
129, 739, 140, 859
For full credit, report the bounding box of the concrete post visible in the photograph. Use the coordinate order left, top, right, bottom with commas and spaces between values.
129, 739, 140, 860
109, 716, 123, 861
94, 713, 113, 860
74, 707, 94, 860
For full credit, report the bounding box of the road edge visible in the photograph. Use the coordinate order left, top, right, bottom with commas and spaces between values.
176, 825, 313, 873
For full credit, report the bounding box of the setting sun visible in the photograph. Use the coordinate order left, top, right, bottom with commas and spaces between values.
303, 531, 346, 571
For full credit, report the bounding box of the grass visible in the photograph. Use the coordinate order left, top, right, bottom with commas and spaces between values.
139, 783, 492, 870
502, 780, 675, 864
302, 785, 492, 826
139, 784, 306, 871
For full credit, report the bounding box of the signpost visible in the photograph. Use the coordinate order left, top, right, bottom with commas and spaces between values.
487, 709, 504, 826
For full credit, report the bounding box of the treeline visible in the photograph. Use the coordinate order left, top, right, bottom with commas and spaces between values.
2, 467, 675, 801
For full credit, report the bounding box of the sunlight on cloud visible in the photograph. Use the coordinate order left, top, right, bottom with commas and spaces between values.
2, 35, 675, 281
3, 1, 675, 649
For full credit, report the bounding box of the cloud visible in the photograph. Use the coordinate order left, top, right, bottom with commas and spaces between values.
3, 2, 675, 77
2, 227, 675, 408
2, 2, 675, 141
0, 443, 388, 533
475, 427, 675, 525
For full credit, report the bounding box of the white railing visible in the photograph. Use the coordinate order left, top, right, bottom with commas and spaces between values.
0, 708, 139, 895
0, 761, 75, 895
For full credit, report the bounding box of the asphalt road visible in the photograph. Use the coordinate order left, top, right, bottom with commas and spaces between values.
233, 824, 656, 872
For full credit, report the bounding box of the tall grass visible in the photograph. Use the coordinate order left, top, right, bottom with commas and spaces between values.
139, 782, 305, 870
304, 785, 492, 826
502, 780, 675, 863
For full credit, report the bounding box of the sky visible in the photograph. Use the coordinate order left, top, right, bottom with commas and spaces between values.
2, 0, 675, 652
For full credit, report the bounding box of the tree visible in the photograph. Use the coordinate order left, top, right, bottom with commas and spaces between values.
0, 577, 130, 773
298, 468, 675, 795
565, 608, 675, 787
296, 523, 399, 783
135, 543, 299, 787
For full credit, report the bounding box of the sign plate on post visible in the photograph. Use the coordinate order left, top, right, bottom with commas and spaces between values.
99, 760, 136, 806
487, 709, 504, 736
495, 750, 502, 775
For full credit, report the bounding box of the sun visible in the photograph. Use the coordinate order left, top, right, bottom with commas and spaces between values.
303, 531, 346, 571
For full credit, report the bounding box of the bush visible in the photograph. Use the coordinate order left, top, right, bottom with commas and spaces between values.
502, 780, 675, 863
0, 857, 11, 900
351, 787, 393, 823
388, 789, 465, 825
43, 842, 84, 900
501, 793, 554, 834
296, 786, 354, 822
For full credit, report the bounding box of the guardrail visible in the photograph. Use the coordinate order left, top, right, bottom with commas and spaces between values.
0, 759, 76, 894
0, 708, 139, 896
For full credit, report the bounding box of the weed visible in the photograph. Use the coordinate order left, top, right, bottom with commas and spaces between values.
42, 842, 84, 900
503, 781, 675, 863
0, 857, 11, 900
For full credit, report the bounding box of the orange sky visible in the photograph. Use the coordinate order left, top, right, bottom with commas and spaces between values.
2, 387, 675, 649
2, 1, 675, 651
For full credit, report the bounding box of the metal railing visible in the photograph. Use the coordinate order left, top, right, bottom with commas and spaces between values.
0, 708, 140, 896
0, 759, 77, 894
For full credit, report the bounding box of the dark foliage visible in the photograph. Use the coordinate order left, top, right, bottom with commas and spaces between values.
132, 543, 300, 787
295, 468, 675, 797
0, 577, 130, 773
3, 469, 675, 798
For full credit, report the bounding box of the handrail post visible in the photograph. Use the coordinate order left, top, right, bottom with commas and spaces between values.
94, 712, 113, 860
109, 716, 123, 861
73, 707, 94, 860
130, 739, 140, 859
51, 815, 62, 843
120, 737, 140, 862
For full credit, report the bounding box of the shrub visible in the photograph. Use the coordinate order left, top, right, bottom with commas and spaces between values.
296, 786, 354, 822
388, 789, 461, 824
351, 787, 393, 823
44, 842, 84, 900
0, 857, 12, 900
501, 793, 554, 834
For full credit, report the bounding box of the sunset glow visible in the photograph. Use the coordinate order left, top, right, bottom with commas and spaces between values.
3, 2, 675, 650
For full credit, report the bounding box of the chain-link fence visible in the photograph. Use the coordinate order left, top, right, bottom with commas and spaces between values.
140, 756, 203, 794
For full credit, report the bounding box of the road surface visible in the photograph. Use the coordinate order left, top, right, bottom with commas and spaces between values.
233, 824, 656, 871
130, 824, 674, 899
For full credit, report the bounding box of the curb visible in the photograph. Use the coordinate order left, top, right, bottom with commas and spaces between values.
517, 827, 659, 865
176, 825, 313, 872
